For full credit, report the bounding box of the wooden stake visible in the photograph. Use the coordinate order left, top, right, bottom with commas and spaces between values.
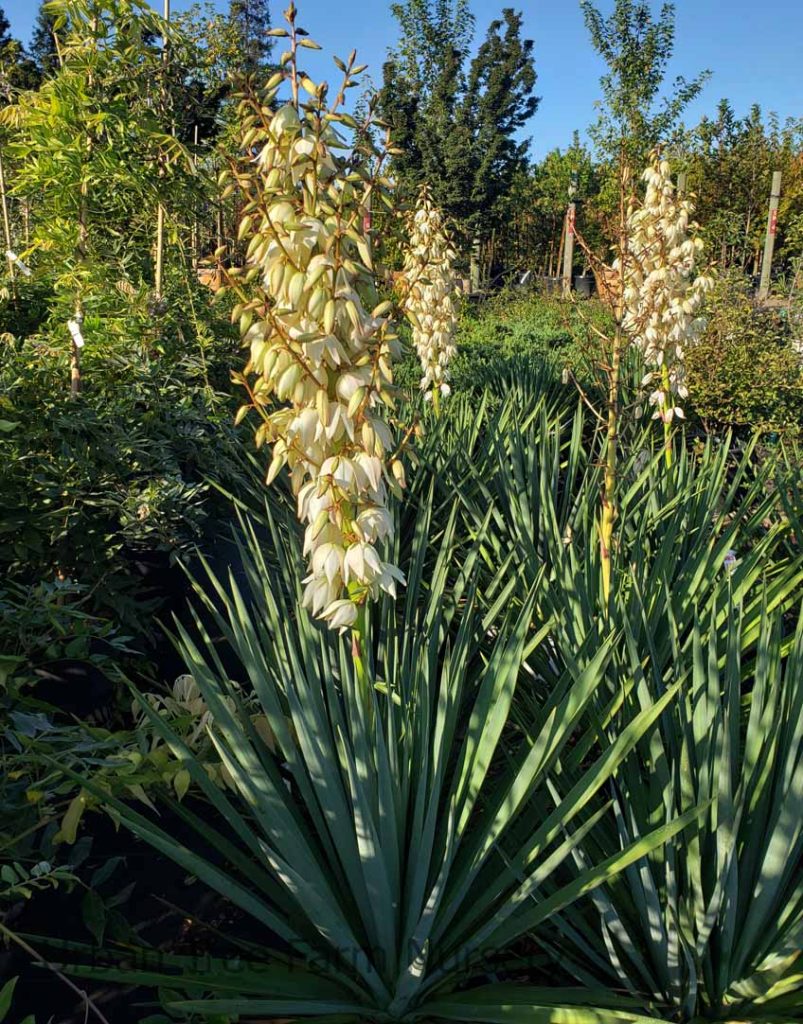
758, 171, 782, 301
154, 0, 170, 299
0, 149, 15, 283
562, 202, 576, 297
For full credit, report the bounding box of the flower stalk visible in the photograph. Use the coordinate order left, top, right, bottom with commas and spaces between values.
400, 185, 459, 409
226, 3, 405, 632
620, 151, 714, 465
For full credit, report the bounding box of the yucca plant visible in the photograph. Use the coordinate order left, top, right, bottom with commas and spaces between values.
436, 392, 802, 682
545, 599, 803, 1023
415, 389, 803, 1022
57, 488, 699, 1023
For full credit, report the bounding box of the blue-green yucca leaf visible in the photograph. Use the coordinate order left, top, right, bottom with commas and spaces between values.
60, 957, 356, 1001
419, 982, 662, 1022
552, 601, 803, 1021
166, 997, 369, 1017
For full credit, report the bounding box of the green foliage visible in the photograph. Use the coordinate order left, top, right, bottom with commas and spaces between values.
581, 0, 710, 236
678, 101, 803, 274
395, 290, 610, 402
0, 6, 39, 93
29, 2, 60, 79
0, 7, 800, 1023
0, 663, 220, 939
500, 133, 603, 275
2, 0, 195, 321
420, 386, 803, 1022
0, 279, 243, 646
31, 384, 799, 1024
553, 605, 803, 1021
581, 0, 709, 170
227, 0, 273, 77
54, 492, 695, 1022
0, 578, 136, 683
686, 273, 803, 435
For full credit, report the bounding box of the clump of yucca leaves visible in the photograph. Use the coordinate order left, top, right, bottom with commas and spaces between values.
53, 371, 803, 1023
422, 376, 803, 1023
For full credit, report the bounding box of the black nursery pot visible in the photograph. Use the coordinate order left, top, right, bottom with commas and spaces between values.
573, 274, 595, 298
539, 275, 562, 295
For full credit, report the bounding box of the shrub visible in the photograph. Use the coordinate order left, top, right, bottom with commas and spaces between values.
0, 284, 244, 656
686, 272, 803, 436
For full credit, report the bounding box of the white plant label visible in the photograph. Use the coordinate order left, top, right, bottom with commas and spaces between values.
6, 250, 32, 277
67, 319, 85, 349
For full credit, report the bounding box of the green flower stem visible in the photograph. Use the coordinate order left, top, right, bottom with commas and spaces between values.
661, 362, 673, 469
600, 325, 622, 609
351, 602, 372, 724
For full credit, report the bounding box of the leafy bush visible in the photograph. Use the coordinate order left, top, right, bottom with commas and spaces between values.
0, 578, 136, 694
686, 273, 803, 436
0, 287, 245, 653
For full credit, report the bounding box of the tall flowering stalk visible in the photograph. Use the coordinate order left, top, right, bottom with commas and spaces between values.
573, 149, 712, 604
225, 3, 405, 634
400, 186, 459, 415
619, 152, 713, 464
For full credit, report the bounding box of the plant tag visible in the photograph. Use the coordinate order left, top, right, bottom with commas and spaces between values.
67, 319, 85, 349
6, 250, 31, 276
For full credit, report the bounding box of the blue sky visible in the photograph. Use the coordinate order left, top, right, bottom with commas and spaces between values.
4, 0, 802, 158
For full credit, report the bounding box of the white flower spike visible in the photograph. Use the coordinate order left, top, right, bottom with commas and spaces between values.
229, 9, 405, 630
617, 152, 714, 425
400, 186, 459, 406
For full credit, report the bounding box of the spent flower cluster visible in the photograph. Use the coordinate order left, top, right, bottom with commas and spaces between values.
227, 5, 405, 631
619, 152, 714, 423
401, 186, 459, 402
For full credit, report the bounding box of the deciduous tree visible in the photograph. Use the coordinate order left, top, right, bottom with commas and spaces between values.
228, 0, 273, 77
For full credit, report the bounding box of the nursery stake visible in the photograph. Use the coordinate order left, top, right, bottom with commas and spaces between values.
758, 170, 782, 301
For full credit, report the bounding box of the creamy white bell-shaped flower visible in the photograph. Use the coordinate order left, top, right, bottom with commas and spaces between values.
231, 36, 407, 630
400, 186, 460, 401
616, 151, 714, 424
